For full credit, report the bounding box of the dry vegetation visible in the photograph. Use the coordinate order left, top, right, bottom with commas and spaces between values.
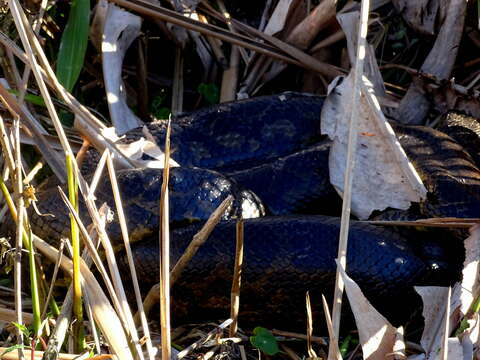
0, 0, 480, 359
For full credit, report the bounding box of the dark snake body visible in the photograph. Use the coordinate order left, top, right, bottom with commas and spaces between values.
6, 93, 480, 326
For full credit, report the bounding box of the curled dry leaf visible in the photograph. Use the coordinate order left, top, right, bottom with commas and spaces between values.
263, 0, 294, 36
102, 4, 143, 135
99, 126, 180, 168
338, 265, 398, 360
321, 72, 427, 219
415, 287, 451, 358
336, 11, 386, 97
90, 0, 109, 52
459, 225, 480, 316
454, 225, 480, 357
394, 0, 467, 125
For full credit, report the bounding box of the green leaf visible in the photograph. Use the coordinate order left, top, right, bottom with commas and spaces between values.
11, 322, 31, 337
1, 344, 28, 357
56, 0, 90, 92
7, 89, 45, 107
249, 327, 280, 356
198, 83, 219, 105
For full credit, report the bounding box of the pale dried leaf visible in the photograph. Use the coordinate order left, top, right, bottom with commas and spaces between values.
102, 4, 143, 135
446, 338, 463, 360
263, 0, 294, 36
90, 0, 108, 52
415, 286, 458, 359
321, 73, 427, 219
338, 266, 397, 360
116, 137, 180, 168
459, 225, 480, 316
336, 11, 386, 96
393, 327, 406, 360
459, 315, 479, 360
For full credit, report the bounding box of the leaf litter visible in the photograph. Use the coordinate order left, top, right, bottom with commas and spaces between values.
0, 0, 479, 359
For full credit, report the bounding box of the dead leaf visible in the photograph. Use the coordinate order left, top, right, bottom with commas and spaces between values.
90, 0, 109, 52
415, 286, 465, 360
391, 0, 447, 36
321, 73, 427, 219
102, 4, 143, 135
338, 265, 397, 360
263, 0, 295, 36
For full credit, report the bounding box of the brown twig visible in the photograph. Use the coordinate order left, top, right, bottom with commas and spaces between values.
271, 329, 327, 345
171, 48, 184, 115
171, 195, 233, 284
135, 195, 233, 324
177, 319, 233, 359
159, 120, 172, 360
230, 219, 244, 337
306, 292, 317, 358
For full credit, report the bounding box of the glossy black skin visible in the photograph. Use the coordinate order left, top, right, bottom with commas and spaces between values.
124, 93, 325, 172
1, 167, 264, 245
119, 216, 459, 328
439, 112, 480, 169
227, 142, 342, 216
10, 93, 479, 328
393, 123, 480, 218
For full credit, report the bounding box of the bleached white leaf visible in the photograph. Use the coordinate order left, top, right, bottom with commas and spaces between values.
336, 11, 386, 96
459, 225, 480, 316
263, 0, 294, 35
321, 73, 427, 219
102, 4, 143, 135
446, 338, 463, 360
338, 266, 397, 360
415, 286, 462, 360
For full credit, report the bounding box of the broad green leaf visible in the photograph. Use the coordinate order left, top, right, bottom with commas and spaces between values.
249, 327, 280, 356
56, 0, 90, 92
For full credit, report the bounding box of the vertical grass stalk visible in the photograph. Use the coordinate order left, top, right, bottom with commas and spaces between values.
0, 167, 41, 336
66, 153, 83, 351
159, 120, 172, 360
230, 219, 244, 337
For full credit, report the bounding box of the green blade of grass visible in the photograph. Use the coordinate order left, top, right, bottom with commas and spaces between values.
56, 0, 90, 92
66, 154, 84, 352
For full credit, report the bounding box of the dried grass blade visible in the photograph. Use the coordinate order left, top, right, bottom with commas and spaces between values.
171, 48, 184, 115
329, 0, 371, 356
43, 208, 108, 360
105, 151, 154, 360
159, 120, 172, 360
32, 235, 133, 360
0, 85, 66, 181
170, 195, 233, 285
13, 116, 25, 360
321, 295, 342, 360
176, 319, 233, 359
306, 292, 317, 358
440, 287, 452, 360
0, 111, 15, 175
7, 0, 74, 160
136, 195, 233, 324
230, 219, 244, 337
108, 0, 302, 67
0, 347, 91, 360
56, 189, 131, 334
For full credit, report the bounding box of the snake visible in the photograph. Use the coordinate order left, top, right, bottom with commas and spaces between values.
3, 93, 479, 326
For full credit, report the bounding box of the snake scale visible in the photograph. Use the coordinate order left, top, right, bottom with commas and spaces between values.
4, 93, 480, 327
